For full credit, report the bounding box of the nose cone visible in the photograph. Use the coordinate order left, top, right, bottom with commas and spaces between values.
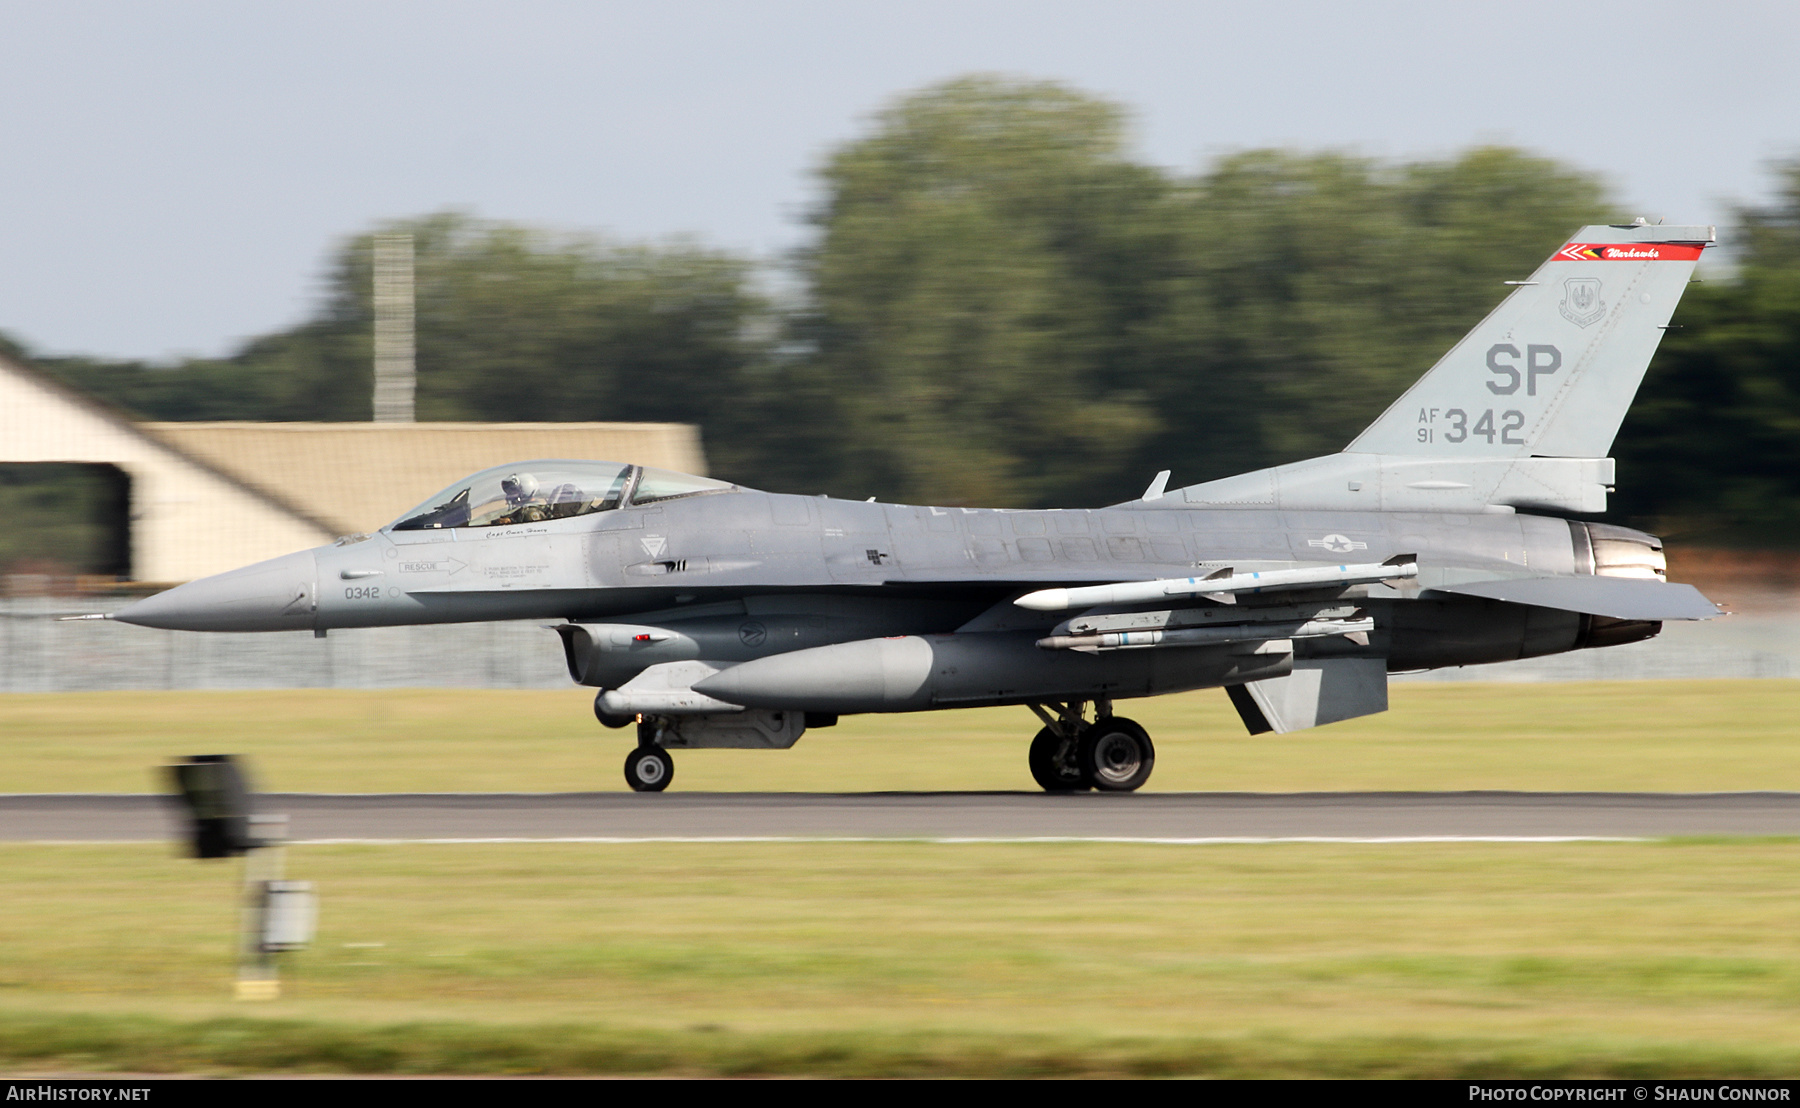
114, 549, 319, 632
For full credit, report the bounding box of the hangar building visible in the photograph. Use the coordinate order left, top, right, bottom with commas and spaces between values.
0, 352, 706, 582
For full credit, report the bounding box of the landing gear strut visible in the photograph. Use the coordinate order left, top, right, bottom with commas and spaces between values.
1026, 701, 1155, 793
623, 719, 673, 792
1027, 702, 1089, 792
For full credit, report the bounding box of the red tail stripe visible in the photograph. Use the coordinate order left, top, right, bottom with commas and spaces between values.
1553, 242, 1705, 262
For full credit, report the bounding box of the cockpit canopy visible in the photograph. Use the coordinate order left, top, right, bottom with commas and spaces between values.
387, 460, 735, 531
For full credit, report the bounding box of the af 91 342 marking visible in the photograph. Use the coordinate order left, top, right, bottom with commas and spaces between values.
1417, 407, 1525, 445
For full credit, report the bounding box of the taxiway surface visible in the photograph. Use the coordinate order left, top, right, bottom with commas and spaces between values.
5, 791, 1800, 842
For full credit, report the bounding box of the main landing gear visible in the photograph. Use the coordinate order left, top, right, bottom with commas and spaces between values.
1026, 701, 1155, 793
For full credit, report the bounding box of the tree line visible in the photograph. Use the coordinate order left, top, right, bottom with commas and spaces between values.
8, 76, 1800, 575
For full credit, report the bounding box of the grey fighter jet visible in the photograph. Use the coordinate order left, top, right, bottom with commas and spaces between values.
107, 222, 1723, 793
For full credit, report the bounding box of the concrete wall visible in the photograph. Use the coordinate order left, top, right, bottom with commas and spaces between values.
1395, 615, 1794, 683
2, 600, 569, 692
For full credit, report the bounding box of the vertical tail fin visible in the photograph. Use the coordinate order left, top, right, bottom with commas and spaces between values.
1169, 222, 1715, 514
1347, 222, 1713, 458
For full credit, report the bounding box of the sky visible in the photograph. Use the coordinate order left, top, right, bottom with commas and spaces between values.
0, 0, 1794, 362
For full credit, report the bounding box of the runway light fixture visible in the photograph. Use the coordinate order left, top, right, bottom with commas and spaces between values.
164, 754, 316, 1000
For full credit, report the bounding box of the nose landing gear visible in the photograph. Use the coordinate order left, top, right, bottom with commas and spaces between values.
623, 719, 674, 792
1026, 701, 1155, 793
619, 715, 676, 791
624, 744, 673, 792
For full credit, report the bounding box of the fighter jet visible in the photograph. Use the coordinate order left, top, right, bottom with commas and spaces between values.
106, 222, 1722, 793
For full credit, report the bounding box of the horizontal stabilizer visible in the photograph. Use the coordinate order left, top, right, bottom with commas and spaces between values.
1428, 576, 1719, 620
1014, 558, 1417, 611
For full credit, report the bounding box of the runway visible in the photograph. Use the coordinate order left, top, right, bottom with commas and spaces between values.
5, 791, 1800, 843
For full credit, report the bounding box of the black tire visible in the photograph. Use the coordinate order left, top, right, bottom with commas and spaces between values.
1028, 726, 1089, 792
1078, 717, 1155, 792
624, 745, 673, 792
594, 693, 633, 729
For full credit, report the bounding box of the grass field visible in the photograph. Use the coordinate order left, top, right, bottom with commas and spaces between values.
4, 679, 1800, 794
4, 680, 1799, 1076
2, 840, 1799, 1076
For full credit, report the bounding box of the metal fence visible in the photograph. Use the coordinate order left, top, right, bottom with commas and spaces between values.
1396, 615, 1795, 683
0, 598, 568, 692
0, 598, 1788, 693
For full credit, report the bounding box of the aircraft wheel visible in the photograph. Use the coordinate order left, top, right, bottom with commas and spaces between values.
623, 745, 673, 792
1078, 717, 1155, 792
594, 692, 633, 729
1028, 726, 1089, 792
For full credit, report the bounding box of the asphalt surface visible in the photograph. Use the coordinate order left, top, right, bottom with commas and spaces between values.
4, 791, 1800, 841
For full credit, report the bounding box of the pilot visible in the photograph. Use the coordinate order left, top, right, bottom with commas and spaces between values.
541, 481, 590, 519
496, 472, 546, 524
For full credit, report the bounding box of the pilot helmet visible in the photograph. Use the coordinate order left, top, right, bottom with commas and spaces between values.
501, 472, 539, 503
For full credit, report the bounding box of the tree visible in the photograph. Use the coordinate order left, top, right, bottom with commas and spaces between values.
22, 75, 1648, 528
788, 75, 1174, 506
323, 214, 766, 434
31, 214, 774, 472
788, 78, 1614, 505
1612, 160, 1800, 542
1137, 147, 1613, 486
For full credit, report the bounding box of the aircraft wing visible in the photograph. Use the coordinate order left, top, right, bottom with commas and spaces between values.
1426, 576, 1720, 620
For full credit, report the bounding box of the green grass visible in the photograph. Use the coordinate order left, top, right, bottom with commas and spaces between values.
3, 841, 1800, 1076
2, 679, 1799, 793
5, 1014, 1796, 1078
5, 680, 1800, 1075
